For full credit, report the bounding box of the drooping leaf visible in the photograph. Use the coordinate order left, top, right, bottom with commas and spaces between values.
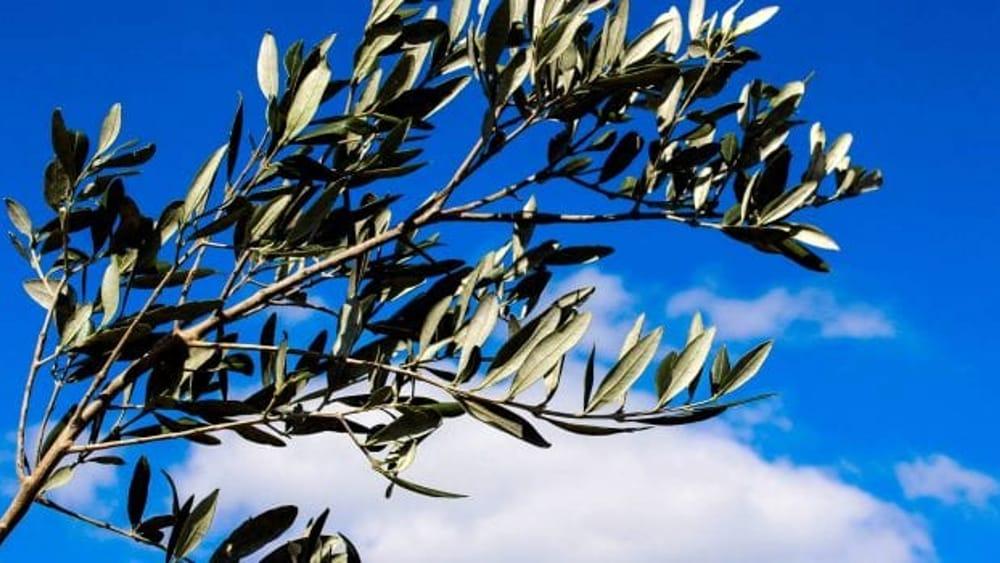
599, 132, 644, 183
128, 456, 151, 529
458, 396, 551, 448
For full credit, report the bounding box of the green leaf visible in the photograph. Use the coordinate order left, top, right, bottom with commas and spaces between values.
184, 144, 229, 221
734, 7, 780, 36
582, 345, 596, 409
495, 48, 532, 106
211, 506, 299, 563
97, 103, 122, 156
449, 0, 472, 41
508, 311, 591, 398
656, 326, 716, 409
719, 341, 772, 396
586, 327, 663, 413
458, 294, 500, 375
381, 471, 466, 499
257, 32, 280, 100
599, 132, 644, 183
367, 408, 442, 445
173, 489, 219, 559
458, 396, 551, 448
657, 77, 684, 133
758, 181, 818, 225
544, 417, 648, 436
825, 133, 854, 174
23, 279, 57, 309
619, 314, 645, 360
688, 0, 706, 39
59, 303, 93, 348
622, 18, 675, 67
478, 307, 560, 390
227, 95, 244, 180
5, 198, 32, 236
44, 159, 71, 211
281, 60, 332, 144
100, 260, 120, 327
544, 246, 614, 266
128, 456, 151, 528
710, 344, 730, 395
41, 466, 74, 493
97, 143, 156, 169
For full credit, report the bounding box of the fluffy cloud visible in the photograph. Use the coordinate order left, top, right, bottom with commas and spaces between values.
172, 409, 932, 563
666, 287, 895, 341
896, 455, 998, 508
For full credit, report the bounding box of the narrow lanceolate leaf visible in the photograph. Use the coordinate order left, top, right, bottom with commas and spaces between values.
97, 102, 122, 156
587, 327, 664, 414
790, 224, 840, 251
686, 311, 704, 344
418, 295, 453, 354
719, 340, 773, 396
458, 396, 551, 448
656, 327, 716, 408
599, 132, 644, 182
478, 307, 561, 390
508, 312, 592, 398
23, 279, 57, 309
543, 417, 648, 436
41, 466, 74, 493
758, 182, 818, 225
622, 19, 673, 67
127, 456, 151, 528
100, 260, 120, 327
657, 77, 684, 133
582, 345, 596, 409
183, 144, 229, 221
825, 133, 853, 174
174, 489, 219, 559
449, 0, 472, 41
257, 32, 280, 100
4, 198, 32, 236
367, 408, 442, 445
382, 471, 466, 499
458, 294, 500, 375
619, 314, 645, 360
60, 303, 92, 348
282, 61, 331, 143
210, 506, 298, 563
688, 0, 706, 38
733, 6, 779, 36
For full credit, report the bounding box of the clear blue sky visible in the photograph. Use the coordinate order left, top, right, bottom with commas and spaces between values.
0, 1, 997, 561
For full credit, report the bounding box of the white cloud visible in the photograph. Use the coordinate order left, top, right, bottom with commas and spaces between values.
666, 287, 895, 341
172, 407, 932, 563
896, 455, 998, 508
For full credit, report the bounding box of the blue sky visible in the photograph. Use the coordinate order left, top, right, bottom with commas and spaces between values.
0, 1, 997, 561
